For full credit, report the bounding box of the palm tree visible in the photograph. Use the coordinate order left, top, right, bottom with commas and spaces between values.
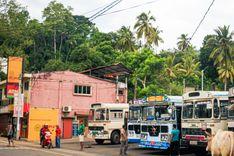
147, 27, 163, 47
207, 25, 234, 90
117, 26, 136, 52
134, 11, 163, 47
217, 64, 234, 91
164, 55, 180, 94
208, 25, 233, 66
177, 34, 190, 51
178, 56, 200, 79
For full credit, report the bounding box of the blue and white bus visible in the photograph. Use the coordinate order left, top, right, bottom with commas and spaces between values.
128, 104, 143, 143
139, 96, 182, 150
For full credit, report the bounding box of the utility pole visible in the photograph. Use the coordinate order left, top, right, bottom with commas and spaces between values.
201, 70, 204, 91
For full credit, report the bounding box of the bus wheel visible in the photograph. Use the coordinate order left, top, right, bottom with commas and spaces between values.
111, 131, 120, 144
95, 139, 104, 145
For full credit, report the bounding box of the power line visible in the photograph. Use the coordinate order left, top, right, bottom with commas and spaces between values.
187, 0, 216, 44
100, 0, 160, 17
81, 1, 114, 15
89, 0, 122, 21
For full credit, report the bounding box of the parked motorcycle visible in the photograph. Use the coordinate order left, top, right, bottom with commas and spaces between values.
41, 131, 52, 149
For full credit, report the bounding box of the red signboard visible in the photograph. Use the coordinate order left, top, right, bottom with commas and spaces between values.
6, 83, 19, 98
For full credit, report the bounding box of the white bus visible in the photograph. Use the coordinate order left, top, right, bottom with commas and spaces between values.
88, 103, 129, 144
181, 91, 229, 148
228, 88, 234, 131
128, 104, 143, 143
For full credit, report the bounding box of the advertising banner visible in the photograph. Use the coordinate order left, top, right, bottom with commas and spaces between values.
147, 96, 164, 102
6, 83, 19, 98
7, 57, 23, 83
13, 93, 24, 117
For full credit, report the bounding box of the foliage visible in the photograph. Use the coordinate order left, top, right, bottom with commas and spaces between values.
0, 1, 233, 100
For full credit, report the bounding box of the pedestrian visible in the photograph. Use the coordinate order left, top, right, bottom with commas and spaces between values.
78, 120, 85, 151
119, 125, 128, 156
6, 122, 14, 147
170, 125, 180, 156
40, 125, 45, 145
55, 125, 62, 148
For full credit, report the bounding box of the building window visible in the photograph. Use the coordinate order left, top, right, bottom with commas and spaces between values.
24, 81, 29, 91
118, 89, 124, 95
74, 85, 91, 95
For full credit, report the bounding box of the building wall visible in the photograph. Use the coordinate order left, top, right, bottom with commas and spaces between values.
30, 71, 124, 110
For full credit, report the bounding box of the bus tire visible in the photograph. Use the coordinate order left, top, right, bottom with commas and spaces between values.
111, 131, 120, 144
95, 139, 104, 145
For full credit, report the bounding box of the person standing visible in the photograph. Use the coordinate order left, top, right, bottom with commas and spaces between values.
40, 125, 45, 145
78, 120, 85, 151
170, 125, 180, 156
119, 125, 128, 156
6, 122, 14, 147
55, 125, 61, 148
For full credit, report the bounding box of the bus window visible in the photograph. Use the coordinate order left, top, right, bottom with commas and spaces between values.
142, 125, 148, 132
183, 103, 193, 119
143, 106, 154, 120
128, 125, 134, 131
96, 109, 105, 120
110, 110, 123, 120
220, 100, 228, 117
134, 125, 141, 134
149, 126, 160, 136
195, 101, 212, 118
213, 99, 219, 118
106, 109, 109, 120
161, 126, 168, 133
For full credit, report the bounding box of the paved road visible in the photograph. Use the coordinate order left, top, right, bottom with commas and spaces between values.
0, 138, 209, 156
62, 141, 202, 156
0, 139, 98, 156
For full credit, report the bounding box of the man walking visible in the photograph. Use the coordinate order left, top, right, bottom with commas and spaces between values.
55, 125, 61, 148
78, 120, 85, 151
119, 125, 128, 156
6, 122, 14, 147
170, 125, 180, 156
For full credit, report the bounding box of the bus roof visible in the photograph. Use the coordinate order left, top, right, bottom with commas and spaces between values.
91, 103, 129, 109
183, 91, 229, 100
167, 96, 183, 106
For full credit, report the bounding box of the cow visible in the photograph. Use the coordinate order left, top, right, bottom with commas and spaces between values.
206, 129, 234, 156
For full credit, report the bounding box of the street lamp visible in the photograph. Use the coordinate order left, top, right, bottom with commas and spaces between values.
201, 67, 208, 91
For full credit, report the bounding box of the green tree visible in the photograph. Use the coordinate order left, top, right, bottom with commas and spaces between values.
177, 34, 190, 51
134, 11, 163, 47
116, 26, 136, 52
207, 25, 234, 90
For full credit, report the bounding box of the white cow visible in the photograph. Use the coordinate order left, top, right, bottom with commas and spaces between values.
206, 129, 234, 156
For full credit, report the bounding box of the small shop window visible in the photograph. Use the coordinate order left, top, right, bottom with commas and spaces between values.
74, 85, 91, 95
118, 90, 124, 95
24, 81, 29, 90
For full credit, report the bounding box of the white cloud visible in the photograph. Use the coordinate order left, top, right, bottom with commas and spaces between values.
17, 0, 234, 50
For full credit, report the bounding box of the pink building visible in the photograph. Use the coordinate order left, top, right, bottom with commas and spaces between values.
29, 67, 129, 138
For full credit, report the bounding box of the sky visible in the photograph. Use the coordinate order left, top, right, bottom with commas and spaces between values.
17, 0, 234, 51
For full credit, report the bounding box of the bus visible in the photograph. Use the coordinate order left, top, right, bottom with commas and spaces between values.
181, 91, 229, 148
88, 103, 129, 144
139, 96, 182, 150
228, 88, 234, 131
128, 104, 143, 143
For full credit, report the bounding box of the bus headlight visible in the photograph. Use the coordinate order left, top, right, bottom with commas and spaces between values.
161, 134, 169, 141
141, 133, 148, 140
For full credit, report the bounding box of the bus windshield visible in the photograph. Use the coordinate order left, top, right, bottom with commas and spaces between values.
129, 106, 141, 120
183, 103, 193, 119
155, 105, 174, 120
143, 106, 154, 120
195, 101, 212, 118
95, 109, 106, 120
